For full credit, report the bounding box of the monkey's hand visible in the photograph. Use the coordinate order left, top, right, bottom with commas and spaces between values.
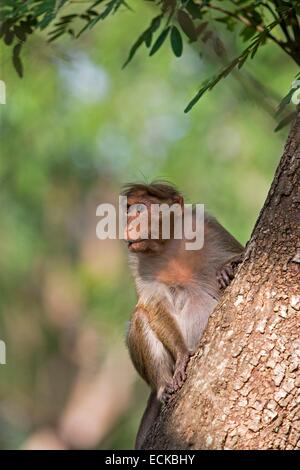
217, 253, 243, 289
162, 352, 192, 403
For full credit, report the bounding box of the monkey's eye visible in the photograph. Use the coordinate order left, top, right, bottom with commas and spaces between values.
128, 204, 147, 215
136, 204, 147, 213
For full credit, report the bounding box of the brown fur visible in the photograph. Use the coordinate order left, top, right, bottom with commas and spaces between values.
123, 181, 244, 449
139, 301, 188, 362
122, 180, 182, 201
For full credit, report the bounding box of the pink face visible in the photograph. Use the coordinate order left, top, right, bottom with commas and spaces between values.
124, 191, 183, 254
124, 193, 159, 253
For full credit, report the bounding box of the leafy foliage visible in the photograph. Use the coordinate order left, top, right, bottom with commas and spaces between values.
185, 18, 280, 113
1, 0, 300, 116
0, 0, 128, 76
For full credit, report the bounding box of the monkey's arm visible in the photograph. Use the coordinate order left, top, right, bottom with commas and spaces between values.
141, 301, 192, 398
127, 309, 161, 388
205, 214, 244, 289
127, 304, 191, 400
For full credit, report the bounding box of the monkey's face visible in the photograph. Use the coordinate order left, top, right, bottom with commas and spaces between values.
124, 191, 183, 254
125, 198, 162, 253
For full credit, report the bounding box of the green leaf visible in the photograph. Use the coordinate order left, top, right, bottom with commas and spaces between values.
0, 21, 9, 39
215, 16, 236, 32
237, 53, 249, 69
184, 81, 210, 113
223, 58, 239, 78
177, 10, 197, 42
39, 11, 56, 29
170, 26, 183, 57
48, 28, 65, 42
20, 20, 33, 35
250, 40, 261, 59
162, 0, 176, 13
201, 30, 214, 43
186, 0, 203, 19
275, 111, 297, 132
149, 27, 170, 56
14, 25, 26, 42
144, 31, 152, 48
213, 37, 225, 57
240, 26, 257, 42
12, 43, 23, 78
276, 88, 295, 116
4, 29, 14, 45
195, 22, 208, 38
123, 15, 162, 67
87, 10, 99, 16
122, 32, 147, 67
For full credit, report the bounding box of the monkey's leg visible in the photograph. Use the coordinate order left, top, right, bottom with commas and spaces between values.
217, 252, 244, 289
127, 309, 174, 447
135, 391, 161, 450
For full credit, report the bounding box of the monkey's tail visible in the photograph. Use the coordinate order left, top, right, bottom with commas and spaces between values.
135, 391, 161, 450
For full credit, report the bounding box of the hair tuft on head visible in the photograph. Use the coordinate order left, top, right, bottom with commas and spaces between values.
121, 179, 182, 201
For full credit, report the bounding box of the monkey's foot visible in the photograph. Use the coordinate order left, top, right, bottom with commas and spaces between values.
161, 385, 175, 403
217, 253, 243, 289
161, 353, 192, 403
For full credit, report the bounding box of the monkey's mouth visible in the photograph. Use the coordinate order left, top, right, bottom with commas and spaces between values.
127, 239, 149, 250
127, 239, 146, 246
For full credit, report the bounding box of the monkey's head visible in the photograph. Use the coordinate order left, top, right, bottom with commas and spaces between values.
121, 181, 184, 254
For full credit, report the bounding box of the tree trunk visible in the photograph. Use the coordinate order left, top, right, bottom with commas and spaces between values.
143, 107, 300, 450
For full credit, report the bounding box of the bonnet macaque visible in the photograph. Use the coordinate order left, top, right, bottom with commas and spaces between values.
122, 182, 243, 449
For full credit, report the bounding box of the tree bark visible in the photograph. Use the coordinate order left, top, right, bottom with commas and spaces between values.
143, 107, 300, 450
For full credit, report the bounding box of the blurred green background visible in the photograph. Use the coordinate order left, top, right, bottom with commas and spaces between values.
0, 0, 297, 450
